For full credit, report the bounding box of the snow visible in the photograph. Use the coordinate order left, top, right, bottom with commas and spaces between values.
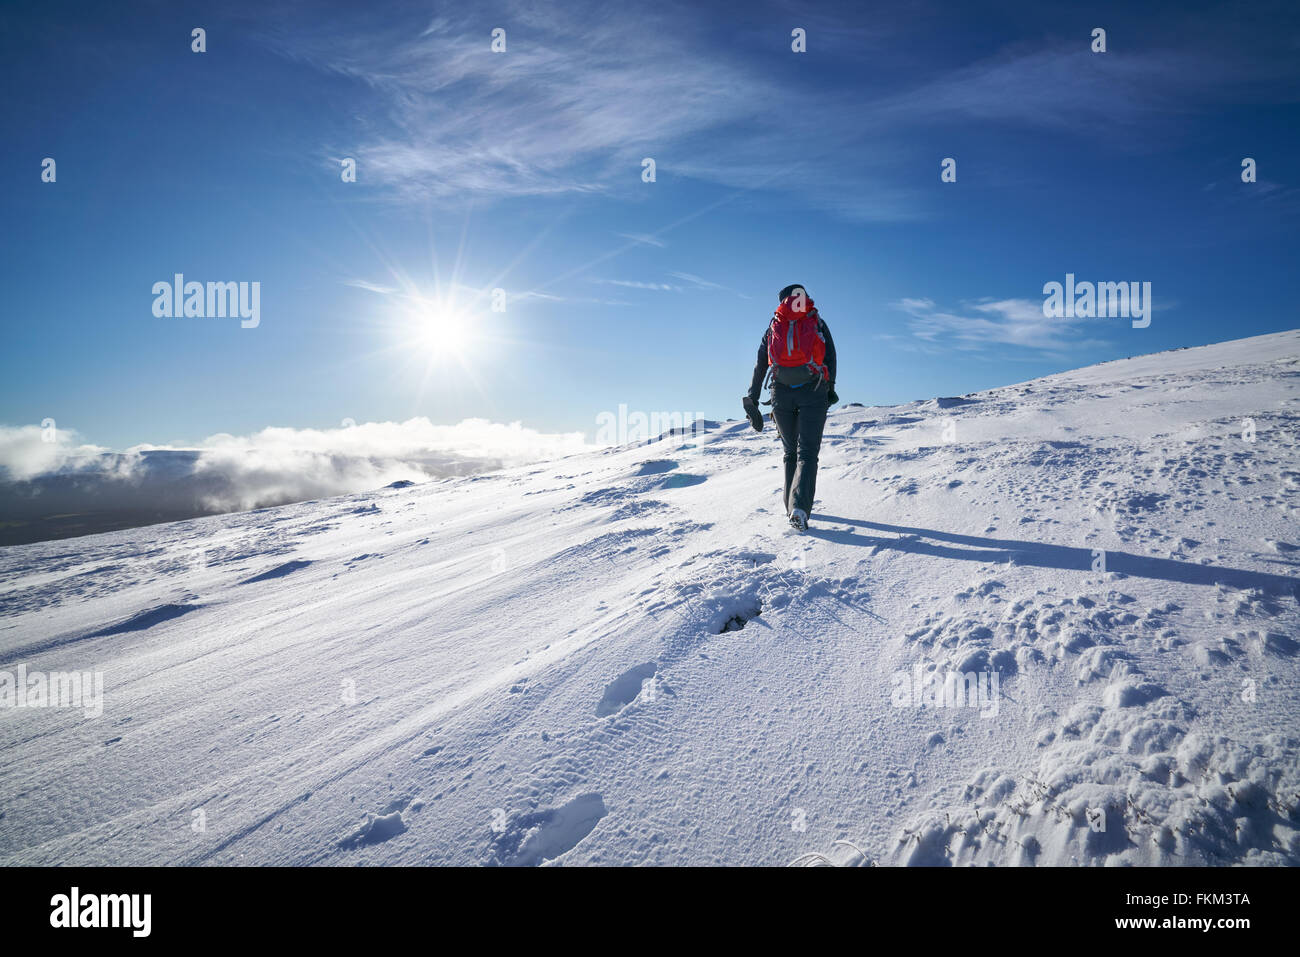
1, 329, 1298, 866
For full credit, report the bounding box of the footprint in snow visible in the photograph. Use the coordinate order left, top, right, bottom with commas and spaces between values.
488, 793, 608, 867
338, 800, 410, 849
596, 662, 658, 717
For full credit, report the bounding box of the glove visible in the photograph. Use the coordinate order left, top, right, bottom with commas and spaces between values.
742, 395, 764, 432
828, 388, 839, 406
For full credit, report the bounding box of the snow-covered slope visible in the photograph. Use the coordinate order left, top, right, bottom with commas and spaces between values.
2, 330, 1298, 866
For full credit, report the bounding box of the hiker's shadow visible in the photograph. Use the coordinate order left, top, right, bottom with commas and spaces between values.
810, 516, 1300, 598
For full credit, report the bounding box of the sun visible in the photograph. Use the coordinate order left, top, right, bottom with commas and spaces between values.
398, 295, 475, 360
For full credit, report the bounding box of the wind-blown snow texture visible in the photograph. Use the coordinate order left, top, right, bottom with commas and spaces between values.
2, 331, 1298, 866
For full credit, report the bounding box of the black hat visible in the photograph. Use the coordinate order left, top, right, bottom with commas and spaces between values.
778, 284, 806, 302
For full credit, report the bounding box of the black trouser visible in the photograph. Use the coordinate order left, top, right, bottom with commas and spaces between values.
771, 382, 828, 517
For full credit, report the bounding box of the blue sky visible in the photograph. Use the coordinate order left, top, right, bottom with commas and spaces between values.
2, 0, 1298, 451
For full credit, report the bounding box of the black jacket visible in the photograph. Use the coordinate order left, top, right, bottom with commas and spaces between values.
747, 317, 836, 402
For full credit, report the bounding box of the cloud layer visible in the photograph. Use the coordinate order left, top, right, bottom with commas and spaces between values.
0, 419, 594, 539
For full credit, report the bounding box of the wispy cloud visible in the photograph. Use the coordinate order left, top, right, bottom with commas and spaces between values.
345, 277, 629, 308
265, 1, 920, 217
873, 49, 1196, 134
590, 278, 683, 293
617, 233, 666, 248
667, 271, 750, 298
892, 297, 1110, 356
510, 290, 633, 306
344, 278, 398, 295
275, 3, 782, 201
667, 271, 722, 290
585, 273, 747, 296
264, 0, 1297, 219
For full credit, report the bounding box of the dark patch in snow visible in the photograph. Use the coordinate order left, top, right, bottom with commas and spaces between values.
87, 602, 204, 638
1260, 632, 1299, 656
718, 600, 762, 633
661, 473, 707, 490
240, 559, 313, 584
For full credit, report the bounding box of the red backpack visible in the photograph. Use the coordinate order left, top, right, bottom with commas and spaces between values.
767, 294, 828, 381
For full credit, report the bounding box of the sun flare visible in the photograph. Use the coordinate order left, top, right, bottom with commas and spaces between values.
398, 296, 474, 359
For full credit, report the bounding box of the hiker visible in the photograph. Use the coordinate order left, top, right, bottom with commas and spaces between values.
742, 284, 838, 531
